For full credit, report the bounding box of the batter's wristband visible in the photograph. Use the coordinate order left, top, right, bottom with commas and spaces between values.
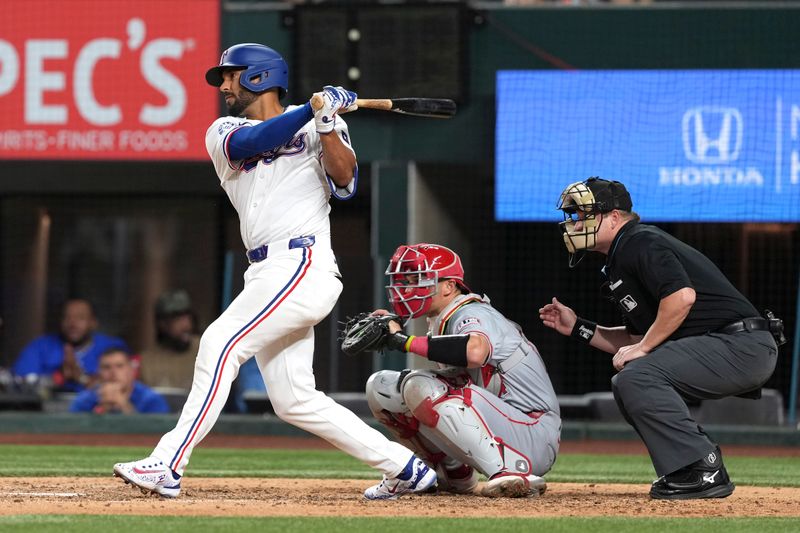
571, 317, 597, 344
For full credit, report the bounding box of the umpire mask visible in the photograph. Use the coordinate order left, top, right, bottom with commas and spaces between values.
557, 178, 631, 268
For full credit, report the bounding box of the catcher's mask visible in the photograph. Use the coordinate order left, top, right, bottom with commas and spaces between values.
385, 243, 470, 319
557, 177, 632, 268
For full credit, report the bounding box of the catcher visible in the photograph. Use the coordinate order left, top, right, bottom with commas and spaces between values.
342, 243, 561, 498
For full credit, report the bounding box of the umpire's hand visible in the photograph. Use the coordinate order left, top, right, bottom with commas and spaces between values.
539, 297, 577, 337
612, 343, 650, 371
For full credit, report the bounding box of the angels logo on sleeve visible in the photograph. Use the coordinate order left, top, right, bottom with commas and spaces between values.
455, 317, 480, 333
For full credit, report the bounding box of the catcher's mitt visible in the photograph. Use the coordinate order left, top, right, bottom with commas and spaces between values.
340, 312, 401, 356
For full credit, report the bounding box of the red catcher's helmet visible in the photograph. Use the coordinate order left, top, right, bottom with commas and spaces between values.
385, 243, 470, 319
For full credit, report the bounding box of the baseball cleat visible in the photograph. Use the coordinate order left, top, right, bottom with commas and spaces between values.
435, 463, 479, 495
364, 456, 437, 500
113, 456, 181, 498
481, 473, 547, 498
650, 447, 735, 500
649, 466, 735, 500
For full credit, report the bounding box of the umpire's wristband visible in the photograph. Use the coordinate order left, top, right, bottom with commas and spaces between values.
571, 318, 597, 344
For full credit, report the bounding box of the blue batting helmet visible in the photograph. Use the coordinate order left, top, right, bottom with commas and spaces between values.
205, 43, 289, 98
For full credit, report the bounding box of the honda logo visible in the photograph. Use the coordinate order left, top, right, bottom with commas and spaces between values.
682, 107, 743, 164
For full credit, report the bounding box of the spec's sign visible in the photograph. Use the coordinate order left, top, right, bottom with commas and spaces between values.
0, 0, 219, 161
495, 70, 800, 222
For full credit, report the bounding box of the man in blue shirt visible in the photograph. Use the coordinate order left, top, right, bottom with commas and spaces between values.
70, 348, 169, 414
13, 298, 128, 392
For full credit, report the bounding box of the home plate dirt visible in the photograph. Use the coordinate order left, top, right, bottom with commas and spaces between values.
2, 477, 799, 518
2, 436, 798, 518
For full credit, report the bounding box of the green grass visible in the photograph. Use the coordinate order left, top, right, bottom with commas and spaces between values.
0, 445, 797, 487
0, 516, 799, 533
1, 445, 798, 531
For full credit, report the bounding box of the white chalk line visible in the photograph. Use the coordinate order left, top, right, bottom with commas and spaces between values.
4, 492, 85, 497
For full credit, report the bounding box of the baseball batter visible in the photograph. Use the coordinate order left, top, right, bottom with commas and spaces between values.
113, 43, 435, 500
363, 243, 561, 498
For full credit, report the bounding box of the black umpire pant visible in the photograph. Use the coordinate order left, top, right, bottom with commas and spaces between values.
611, 329, 778, 477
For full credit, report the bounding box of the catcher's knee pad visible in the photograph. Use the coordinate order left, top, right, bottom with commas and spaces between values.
400, 370, 449, 423
366, 370, 426, 443
365, 370, 407, 416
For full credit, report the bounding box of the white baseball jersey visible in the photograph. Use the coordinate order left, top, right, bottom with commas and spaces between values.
205, 106, 355, 253
150, 109, 416, 480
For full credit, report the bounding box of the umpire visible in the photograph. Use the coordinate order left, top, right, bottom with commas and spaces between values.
539, 177, 783, 500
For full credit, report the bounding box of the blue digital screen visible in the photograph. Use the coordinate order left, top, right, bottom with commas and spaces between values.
495, 70, 800, 222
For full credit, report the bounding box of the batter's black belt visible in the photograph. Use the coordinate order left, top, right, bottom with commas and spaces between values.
246, 235, 315, 263
717, 317, 770, 335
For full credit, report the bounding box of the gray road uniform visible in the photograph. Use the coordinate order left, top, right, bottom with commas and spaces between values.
366, 293, 561, 479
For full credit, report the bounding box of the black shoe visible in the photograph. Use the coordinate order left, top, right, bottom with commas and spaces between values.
650, 448, 735, 500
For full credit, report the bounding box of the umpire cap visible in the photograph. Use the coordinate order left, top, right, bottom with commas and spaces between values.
583, 177, 633, 213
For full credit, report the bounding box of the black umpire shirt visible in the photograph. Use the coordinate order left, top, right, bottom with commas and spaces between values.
602, 221, 759, 339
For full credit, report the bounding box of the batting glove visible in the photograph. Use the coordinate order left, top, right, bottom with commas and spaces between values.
325, 85, 358, 112
313, 86, 357, 134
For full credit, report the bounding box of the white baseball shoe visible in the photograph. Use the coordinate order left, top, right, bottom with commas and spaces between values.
113, 456, 182, 498
364, 456, 438, 500
481, 473, 547, 498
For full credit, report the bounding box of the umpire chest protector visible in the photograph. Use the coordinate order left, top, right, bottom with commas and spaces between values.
601, 224, 658, 336
603, 222, 760, 339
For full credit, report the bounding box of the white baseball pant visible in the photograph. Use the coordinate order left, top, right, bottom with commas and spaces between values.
152, 242, 414, 477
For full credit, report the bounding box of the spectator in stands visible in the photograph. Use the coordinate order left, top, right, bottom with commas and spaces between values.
138, 290, 199, 391
70, 348, 169, 414
138, 289, 263, 413
12, 298, 129, 393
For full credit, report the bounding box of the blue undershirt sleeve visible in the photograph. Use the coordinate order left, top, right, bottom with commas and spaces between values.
227, 102, 314, 161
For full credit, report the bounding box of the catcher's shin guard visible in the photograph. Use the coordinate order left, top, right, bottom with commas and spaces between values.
366, 370, 443, 462
401, 372, 531, 479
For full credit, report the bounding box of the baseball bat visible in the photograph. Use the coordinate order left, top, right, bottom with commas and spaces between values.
311, 94, 456, 119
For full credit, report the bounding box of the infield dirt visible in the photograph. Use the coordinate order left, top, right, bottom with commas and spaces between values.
2, 434, 799, 518
2, 477, 800, 518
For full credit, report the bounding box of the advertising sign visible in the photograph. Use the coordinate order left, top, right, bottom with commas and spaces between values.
0, 0, 219, 160
496, 70, 800, 222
